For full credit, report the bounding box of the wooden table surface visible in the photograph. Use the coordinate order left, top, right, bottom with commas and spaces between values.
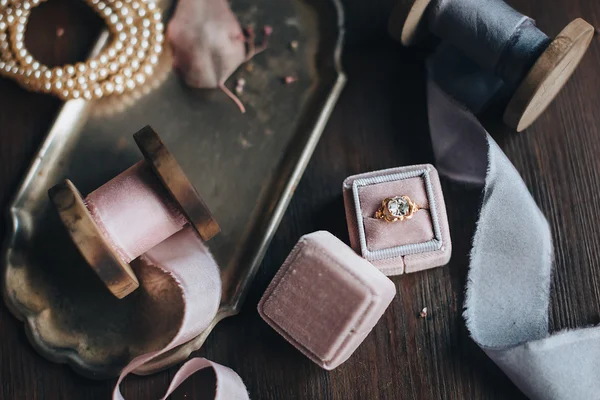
1, 0, 599, 398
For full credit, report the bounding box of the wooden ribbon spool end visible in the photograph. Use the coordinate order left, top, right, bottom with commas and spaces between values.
388, 0, 432, 46
504, 19, 594, 131
49, 126, 220, 299
388, 0, 595, 131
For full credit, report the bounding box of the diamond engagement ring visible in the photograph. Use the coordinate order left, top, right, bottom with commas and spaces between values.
375, 195, 421, 222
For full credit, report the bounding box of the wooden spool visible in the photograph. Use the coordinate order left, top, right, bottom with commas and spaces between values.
48, 126, 220, 299
388, 0, 432, 46
388, 0, 595, 131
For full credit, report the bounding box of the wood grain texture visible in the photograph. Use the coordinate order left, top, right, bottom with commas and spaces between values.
504, 18, 596, 131
133, 126, 221, 242
48, 179, 140, 299
1, 0, 599, 398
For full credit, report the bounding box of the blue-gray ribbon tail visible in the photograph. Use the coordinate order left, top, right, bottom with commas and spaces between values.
426, 80, 600, 400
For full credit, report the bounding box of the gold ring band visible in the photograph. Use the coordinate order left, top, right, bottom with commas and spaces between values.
375, 195, 421, 222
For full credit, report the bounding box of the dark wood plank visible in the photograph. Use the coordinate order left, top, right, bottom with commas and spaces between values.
1, 0, 599, 398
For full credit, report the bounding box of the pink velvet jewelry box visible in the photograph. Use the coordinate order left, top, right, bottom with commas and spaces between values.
258, 231, 396, 370
343, 164, 451, 276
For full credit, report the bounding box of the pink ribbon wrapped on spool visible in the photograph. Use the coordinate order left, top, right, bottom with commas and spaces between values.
50, 126, 220, 298
85, 161, 188, 265
49, 127, 250, 398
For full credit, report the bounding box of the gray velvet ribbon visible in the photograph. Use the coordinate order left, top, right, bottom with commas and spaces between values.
426, 0, 550, 113
427, 76, 600, 399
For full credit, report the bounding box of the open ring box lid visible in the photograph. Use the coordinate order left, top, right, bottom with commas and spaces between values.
258, 231, 396, 370
342, 164, 451, 276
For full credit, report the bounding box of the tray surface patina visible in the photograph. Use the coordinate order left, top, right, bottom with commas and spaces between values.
2, 0, 345, 378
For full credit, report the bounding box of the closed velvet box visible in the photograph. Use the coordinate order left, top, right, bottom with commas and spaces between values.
258, 231, 396, 370
343, 164, 451, 276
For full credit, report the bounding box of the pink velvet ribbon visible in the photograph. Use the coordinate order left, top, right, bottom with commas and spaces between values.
85, 161, 188, 264
111, 226, 249, 399
84, 164, 248, 398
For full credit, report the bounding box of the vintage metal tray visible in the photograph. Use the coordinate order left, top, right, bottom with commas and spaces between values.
2, 0, 345, 378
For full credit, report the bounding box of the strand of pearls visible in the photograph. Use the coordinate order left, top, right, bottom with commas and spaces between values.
0, 0, 164, 100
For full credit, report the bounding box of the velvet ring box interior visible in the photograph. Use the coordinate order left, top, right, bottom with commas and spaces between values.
343, 164, 451, 276
258, 231, 396, 370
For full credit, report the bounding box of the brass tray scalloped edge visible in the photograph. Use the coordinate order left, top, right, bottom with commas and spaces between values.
2, 0, 345, 379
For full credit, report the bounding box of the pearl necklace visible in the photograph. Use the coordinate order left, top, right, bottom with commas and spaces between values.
0, 0, 164, 100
